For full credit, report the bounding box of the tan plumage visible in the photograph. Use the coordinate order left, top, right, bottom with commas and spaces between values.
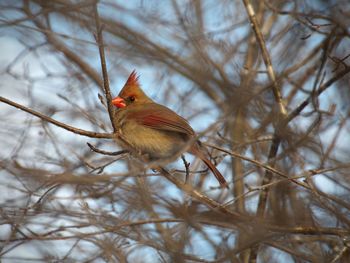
112, 71, 228, 188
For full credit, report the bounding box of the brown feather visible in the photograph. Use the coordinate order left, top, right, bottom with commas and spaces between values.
113, 71, 228, 188
126, 104, 195, 136
125, 70, 140, 87
190, 145, 228, 188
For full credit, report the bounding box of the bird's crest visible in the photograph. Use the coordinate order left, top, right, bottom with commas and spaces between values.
117, 69, 152, 103
125, 70, 140, 87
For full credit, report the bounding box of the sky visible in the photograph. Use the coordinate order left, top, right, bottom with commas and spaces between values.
0, 0, 349, 262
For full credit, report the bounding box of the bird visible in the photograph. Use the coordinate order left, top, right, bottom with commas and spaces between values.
111, 70, 227, 188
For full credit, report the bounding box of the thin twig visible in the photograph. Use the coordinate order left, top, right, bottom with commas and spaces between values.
89, 157, 125, 174
33, 184, 60, 209
0, 96, 113, 139
204, 143, 310, 189
94, 3, 117, 132
240, 2, 290, 260
286, 65, 350, 124
24, 7, 104, 88
87, 143, 128, 156
181, 155, 191, 184
158, 167, 241, 218
242, 0, 287, 117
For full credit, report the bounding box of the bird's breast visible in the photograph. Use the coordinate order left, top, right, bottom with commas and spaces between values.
119, 119, 189, 161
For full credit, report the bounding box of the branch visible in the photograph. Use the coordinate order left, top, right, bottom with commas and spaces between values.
181, 154, 190, 183
0, 96, 113, 139
158, 167, 243, 219
94, 4, 117, 132
240, 3, 292, 260
205, 143, 311, 190
242, 0, 287, 117
27, 14, 103, 88
286, 65, 350, 124
87, 143, 128, 156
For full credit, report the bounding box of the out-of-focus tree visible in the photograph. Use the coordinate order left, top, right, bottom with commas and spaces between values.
1, 0, 350, 262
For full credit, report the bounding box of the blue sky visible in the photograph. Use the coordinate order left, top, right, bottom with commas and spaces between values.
1, 0, 349, 261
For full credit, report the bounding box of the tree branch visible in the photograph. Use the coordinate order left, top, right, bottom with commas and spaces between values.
94, 3, 117, 132
242, 0, 287, 117
286, 65, 350, 124
158, 167, 242, 218
87, 142, 128, 156
0, 96, 113, 139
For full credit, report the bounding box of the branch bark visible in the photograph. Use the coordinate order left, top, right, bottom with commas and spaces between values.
94, 3, 117, 132
0, 96, 113, 139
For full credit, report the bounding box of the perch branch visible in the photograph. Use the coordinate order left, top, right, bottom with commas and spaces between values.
0, 96, 113, 139
87, 142, 128, 156
94, 3, 117, 132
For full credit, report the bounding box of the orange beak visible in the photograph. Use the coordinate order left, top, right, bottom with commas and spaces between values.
112, 96, 126, 108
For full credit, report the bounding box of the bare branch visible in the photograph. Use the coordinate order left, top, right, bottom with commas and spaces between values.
87, 142, 128, 156
0, 96, 113, 139
242, 0, 287, 117
94, 3, 117, 132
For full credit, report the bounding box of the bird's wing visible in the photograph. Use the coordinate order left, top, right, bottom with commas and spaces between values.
127, 103, 195, 136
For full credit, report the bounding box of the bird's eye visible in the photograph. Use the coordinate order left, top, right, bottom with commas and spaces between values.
129, 96, 135, 102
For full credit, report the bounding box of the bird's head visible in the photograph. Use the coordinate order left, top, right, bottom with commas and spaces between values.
112, 70, 152, 108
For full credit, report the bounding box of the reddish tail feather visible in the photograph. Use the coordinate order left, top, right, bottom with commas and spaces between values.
200, 156, 228, 188
190, 146, 228, 188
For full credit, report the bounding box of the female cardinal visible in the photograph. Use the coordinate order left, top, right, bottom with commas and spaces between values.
112, 71, 227, 188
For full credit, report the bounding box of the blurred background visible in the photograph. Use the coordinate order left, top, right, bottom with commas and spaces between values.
1, 0, 350, 262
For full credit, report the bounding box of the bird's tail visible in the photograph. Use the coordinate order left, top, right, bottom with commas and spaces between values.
190, 145, 228, 188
